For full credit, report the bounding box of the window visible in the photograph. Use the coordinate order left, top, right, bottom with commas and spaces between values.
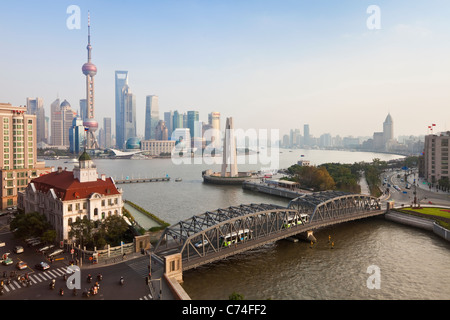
68, 204, 72, 212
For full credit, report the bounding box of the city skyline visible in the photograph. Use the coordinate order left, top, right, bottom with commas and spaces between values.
1, 1, 450, 138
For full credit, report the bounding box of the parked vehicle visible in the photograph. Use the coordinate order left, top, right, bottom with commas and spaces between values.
38, 244, 54, 253
48, 249, 63, 258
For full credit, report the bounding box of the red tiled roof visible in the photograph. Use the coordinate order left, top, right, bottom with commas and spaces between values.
30, 170, 120, 201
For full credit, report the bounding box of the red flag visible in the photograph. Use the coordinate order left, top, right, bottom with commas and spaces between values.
432, 124, 436, 126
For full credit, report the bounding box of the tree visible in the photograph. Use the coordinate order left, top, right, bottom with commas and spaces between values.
68, 217, 95, 248
229, 292, 245, 300
10, 212, 52, 239
101, 215, 130, 246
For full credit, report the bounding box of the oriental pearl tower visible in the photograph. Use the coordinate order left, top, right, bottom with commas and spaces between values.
81, 12, 99, 150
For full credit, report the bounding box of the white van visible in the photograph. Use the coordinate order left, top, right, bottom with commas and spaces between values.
48, 249, 63, 258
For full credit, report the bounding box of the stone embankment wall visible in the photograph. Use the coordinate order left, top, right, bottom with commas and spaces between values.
385, 210, 450, 241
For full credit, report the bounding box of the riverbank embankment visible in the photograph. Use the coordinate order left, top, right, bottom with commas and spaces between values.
386, 208, 450, 242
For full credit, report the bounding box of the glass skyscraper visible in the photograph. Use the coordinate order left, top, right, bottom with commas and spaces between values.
187, 111, 200, 138
69, 116, 85, 154
145, 95, 159, 140
115, 71, 129, 149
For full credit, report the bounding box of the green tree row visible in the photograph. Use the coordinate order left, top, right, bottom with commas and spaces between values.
285, 158, 393, 196
69, 215, 134, 250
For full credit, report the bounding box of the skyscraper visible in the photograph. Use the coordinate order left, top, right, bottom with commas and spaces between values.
187, 111, 200, 138
164, 111, 173, 138
79, 99, 87, 121
115, 70, 129, 148
26, 97, 46, 144
51, 99, 76, 147
145, 95, 159, 140
81, 12, 99, 150
69, 116, 85, 154
303, 124, 310, 147
383, 113, 394, 144
208, 112, 220, 147
103, 117, 112, 148
155, 120, 168, 141
172, 110, 183, 131
122, 85, 136, 148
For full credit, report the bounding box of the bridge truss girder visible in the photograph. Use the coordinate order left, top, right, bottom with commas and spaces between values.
288, 192, 381, 223
154, 204, 303, 261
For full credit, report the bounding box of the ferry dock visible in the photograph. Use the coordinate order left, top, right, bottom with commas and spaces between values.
242, 179, 312, 199
115, 177, 170, 184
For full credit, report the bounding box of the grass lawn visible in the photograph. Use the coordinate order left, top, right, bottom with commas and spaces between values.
400, 207, 450, 219
398, 207, 450, 229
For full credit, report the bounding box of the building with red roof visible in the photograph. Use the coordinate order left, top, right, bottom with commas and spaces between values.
18, 152, 123, 241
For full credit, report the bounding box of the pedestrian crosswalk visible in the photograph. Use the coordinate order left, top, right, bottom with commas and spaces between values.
126, 258, 151, 278
139, 293, 153, 300
1, 266, 71, 293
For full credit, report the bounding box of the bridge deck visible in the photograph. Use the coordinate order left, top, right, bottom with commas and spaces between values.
156, 209, 385, 271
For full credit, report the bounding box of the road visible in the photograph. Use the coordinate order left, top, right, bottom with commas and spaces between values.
0, 215, 156, 300
380, 169, 450, 207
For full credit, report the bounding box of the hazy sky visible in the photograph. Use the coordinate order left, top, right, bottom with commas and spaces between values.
1, 0, 449, 139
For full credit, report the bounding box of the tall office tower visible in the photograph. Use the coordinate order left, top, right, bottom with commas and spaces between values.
26, 97, 46, 144
44, 116, 49, 144
208, 112, 220, 147
187, 111, 200, 138
103, 117, 112, 148
172, 110, 183, 131
424, 132, 450, 184
79, 99, 87, 121
69, 116, 85, 154
122, 85, 136, 148
155, 120, 168, 141
50, 98, 60, 145
183, 113, 188, 129
0, 103, 50, 209
303, 124, 310, 146
383, 113, 394, 144
81, 13, 99, 150
164, 111, 173, 138
208, 112, 220, 131
115, 70, 129, 148
51, 99, 76, 147
144, 95, 159, 140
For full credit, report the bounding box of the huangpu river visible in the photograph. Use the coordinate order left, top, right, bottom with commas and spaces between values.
44, 148, 450, 299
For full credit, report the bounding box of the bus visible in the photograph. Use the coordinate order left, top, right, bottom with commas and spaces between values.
220, 229, 252, 247
283, 213, 309, 228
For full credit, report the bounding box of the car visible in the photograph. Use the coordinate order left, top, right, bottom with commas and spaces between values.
14, 246, 24, 254
2, 258, 13, 266
48, 249, 63, 258
35, 262, 50, 270
194, 239, 209, 248
16, 261, 27, 270
38, 245, 54, 253
29, 240, 42, 247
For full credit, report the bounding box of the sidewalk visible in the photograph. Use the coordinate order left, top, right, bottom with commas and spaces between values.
407, 175, 450, 194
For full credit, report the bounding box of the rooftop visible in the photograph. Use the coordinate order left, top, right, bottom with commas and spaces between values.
30, 169, 120, 201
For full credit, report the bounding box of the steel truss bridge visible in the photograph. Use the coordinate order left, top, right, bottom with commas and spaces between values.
154, 191, 384, 271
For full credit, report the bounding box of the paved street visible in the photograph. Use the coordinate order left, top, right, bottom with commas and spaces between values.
0, 213, 166, 300
381, 169, 450, 207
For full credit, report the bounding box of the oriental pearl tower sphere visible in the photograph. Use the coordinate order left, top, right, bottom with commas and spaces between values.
82, 12, 99, 150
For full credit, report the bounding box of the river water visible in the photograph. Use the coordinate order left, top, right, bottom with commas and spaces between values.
43, 149, 450, 300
